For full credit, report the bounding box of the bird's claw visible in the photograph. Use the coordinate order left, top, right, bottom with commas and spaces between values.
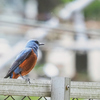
25, 78, 30, 84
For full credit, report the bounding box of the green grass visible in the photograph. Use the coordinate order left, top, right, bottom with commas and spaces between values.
0, 96, 42, 100
0, 96, 85, 100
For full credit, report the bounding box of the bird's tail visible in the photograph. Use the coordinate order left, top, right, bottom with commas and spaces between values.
4, 75, 8, 78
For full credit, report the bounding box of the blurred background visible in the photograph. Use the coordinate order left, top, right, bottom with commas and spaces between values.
0, 0, 100, 82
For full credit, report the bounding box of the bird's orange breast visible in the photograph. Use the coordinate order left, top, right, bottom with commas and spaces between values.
19, 50, 37, 76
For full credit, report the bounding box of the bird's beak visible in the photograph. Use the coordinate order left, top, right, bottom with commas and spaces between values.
39, 43, 44, 46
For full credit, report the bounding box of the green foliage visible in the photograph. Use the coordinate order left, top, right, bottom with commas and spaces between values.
0, 95, 40, 100
70, 98, 83, 100
61, 0, 73, 3
84, 0, 100, 20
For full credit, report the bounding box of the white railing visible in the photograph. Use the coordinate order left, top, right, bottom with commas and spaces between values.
0, 77, 100, 100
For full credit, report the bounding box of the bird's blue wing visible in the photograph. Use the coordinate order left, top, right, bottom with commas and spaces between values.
4, 48, 32, 78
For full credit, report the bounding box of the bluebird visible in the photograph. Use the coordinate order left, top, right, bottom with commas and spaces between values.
4, 39, 44, 82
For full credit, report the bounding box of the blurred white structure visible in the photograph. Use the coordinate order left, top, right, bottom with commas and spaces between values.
25, 0, 38, 19
59, 0, 100, 80
43, 63, 59, 77
46, 48, 76, 78
59, 0, 94, 42
0, 39, 11, 57
25, 17, 59, 40
88, 50, 100, 81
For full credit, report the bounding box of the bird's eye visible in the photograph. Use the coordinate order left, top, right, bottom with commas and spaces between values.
34, 41, 39, 44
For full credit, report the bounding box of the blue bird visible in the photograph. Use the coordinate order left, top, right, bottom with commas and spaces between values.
4, 39, 44, 79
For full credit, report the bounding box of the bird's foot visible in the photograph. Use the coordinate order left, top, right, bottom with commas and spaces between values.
19, 74, 31, 84
25, 78, 30, 84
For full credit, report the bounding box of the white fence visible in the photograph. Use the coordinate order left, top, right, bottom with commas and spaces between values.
0, 77, 100, 100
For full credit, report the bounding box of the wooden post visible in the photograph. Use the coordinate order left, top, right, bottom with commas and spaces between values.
51, 77, 70, 100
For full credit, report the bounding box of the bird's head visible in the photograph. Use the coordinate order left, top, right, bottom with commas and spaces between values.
25, 39, 44, 49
